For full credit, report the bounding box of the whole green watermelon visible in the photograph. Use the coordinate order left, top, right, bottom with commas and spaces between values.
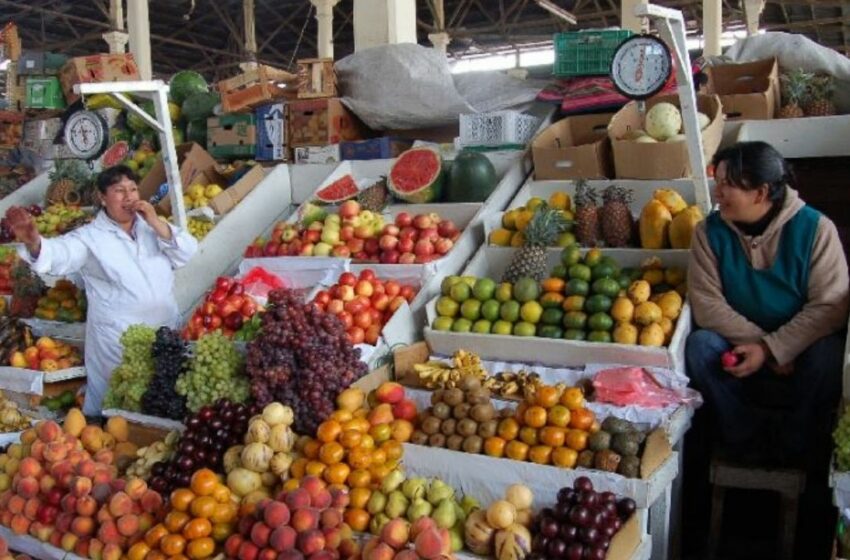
445, 151, 498, 202
186, 119, 208, 147
182, 92, 220, 122
169, 71, 209, 106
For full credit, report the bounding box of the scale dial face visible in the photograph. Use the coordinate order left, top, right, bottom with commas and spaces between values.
610, 35, 673, 100
64, 110, 109, 160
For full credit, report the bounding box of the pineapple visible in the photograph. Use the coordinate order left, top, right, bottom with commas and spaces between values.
600, 185, 634, 247
779, 69, 813, 119
574, 180, 601, 247
804, 74, 836, 117
501, 207, 570, 283
357, 178, 390, 212
10, 261, 45, 318
46, 160, 93, 206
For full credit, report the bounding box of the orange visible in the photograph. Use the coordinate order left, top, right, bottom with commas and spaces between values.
329, 410, 354, 423
302, 439, 322, 460
539, 426, 566, 448
190, 496, 216, 520
144, 524, 170, 548
128, 541, 150, 560
484, 436, 506, 457
211, 522, 234, 543
164, 511, 190, 534
159, 534, 186, 556
318, 442, 345, 465
552, 447, 578, 469
289, 457, 308, 479
588, 419, 601, 434
144, 551, 167, 560
381, 440, 403, 462
505, 440, 529, 462
211, 502, 237, 525
171, 555, 190, 560
186, 537, 215, 560
547, 405, 571, 428
560, 387, 585, 410
370, 448, 387, 467
305, 461, 327, 478
343, 418, 370, 434
565, 429, 588, 451
535, 386, 560, 408
541, 278, 565, 293
569, 408, 595, 431
170, 489, 195, 512
528, 445, 553, 465
211, 484, 231, 504
347, 447, 372, 470
347, 469, 372, 489
519, 427, 539, 446
324, 462, 351, 486
339, 429, 363, 449
182, 518, 212, 540
349, 487, 372, 509
317, 420, 343, 444
497, 418, 520, 441
523, 406, 548, 429
189, 469, 218, 497
344, 508, 370, 532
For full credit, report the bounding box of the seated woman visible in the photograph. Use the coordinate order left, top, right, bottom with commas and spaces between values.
686, 141, 849, 465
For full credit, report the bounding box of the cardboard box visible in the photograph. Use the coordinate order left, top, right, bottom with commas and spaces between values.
208, 164, 265, 215
138, 143, 219, 215
59, 53, 140, 104
532, 113, 614, 180
297, 58, 337, 99
207, 114, 257, 160
703, 58, 779, 121
293, 145, 341, 164
288, 98, 365, 147
255, 103, 287, 161
340, 137, 413, 161
608, 93, 724, 180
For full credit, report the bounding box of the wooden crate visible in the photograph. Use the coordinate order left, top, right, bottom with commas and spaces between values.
1, 23, 21, 62
217, 64, 297, 113
297, 58, 336, 99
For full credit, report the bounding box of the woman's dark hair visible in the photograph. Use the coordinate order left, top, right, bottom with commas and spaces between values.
96, 165, 138, 194
712, 141, 792, 202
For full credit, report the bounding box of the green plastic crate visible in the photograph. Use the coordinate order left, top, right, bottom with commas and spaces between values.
25, 76, 66, 109
553, 30, 633, 77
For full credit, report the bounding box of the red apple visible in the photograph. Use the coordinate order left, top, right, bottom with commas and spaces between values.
371, 293, 390, 311
339, 200, 361, 220
354, 225, 372, 240
438, 220, 458, 238
353, 251, 369, 260
382, 224, 400, 237
339, 272, 357, 286
332, 246, 351, 258
419, 227, 439, 242
414, 239, 434, 257
346, 238, 365, 253
338, 285, 356, 302
413, 214, 433, 229
364, 238, 380, 255
305, 230, 321, 244
327, 299, 345, 314
435, 238, 454, 255
399, 252, 416, 264
379, 250, 400, 264
340, 225, 355, 242
397, 237, 415, 253
399, 226, 418, 240
300, 242, 315, 256
355, 281, 374, 297
379, 235, 399, 251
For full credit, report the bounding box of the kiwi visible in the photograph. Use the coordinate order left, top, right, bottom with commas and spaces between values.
460, 376, 482, 392
588, 430, 612, 452
611, 433, 641, 457
432, 402, 451, 420
457, 418, 479, 437
466, 388, 491, 405
618, 455, 641, 478
440, 418, 457, 436
576, 450, 595, 469
428, 433, 447, 448
443, 388, 465, 406
453, 403, 472, 420
462, 435, 483, 454
594, 449, 622, 473
477, 419, 498, 439
446, 434, 464, 451
411, 431, 429, 445
470, 403, 496, 423
421, 416, 442, 435
431, 389, 444, 405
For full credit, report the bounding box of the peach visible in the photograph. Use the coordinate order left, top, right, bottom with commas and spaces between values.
80, 426, 104, 453
296, 529, 325, 556
322, 527, 342, 550
284, 488, 311, 511
125, 478, 147, 500
92, 482, 112, 504
276, 551, 305, 560
263, 501, 290, 527
414, 528, 444, 560
376, 382, 405, 405
409, 517, 437, 540
39, 474, 56, 495
92, 469, 112, 486
56, 511, 74, 533
71, 515, 96, 537
367, 404, 394, 426
365, 542, 395, 560
437, 528, 451, 555
94, 449, 114, 465
97, 519, 121, 544
300, 476, 326, 497
250, 522, 272, 548
44, 442, 68, 463
16, 476, 40, 499
51, 459, 73, 480
311, 489, 332, 509
74, 538, 90, 558
225, 535, 244, 558
23, 497, 40, 520
330, 488, 350, 509
58, 471, 74, 490
8, 494, 25, 514
338, 537, 360, 559
259, 549, 277, 560
76, 460, 97, 478
89, 539, 104, 560
307, 552, 335, 560
60, 494, 78, 513
268, 524, 296, 552
238, 540, 259, 560
29, 441, 46, 462
109, 476, 124, 492
10, 514, 30, 535
380, 519, 410, 550
291, 508, 319, 533
393, 550, 419, 560
138, 512, 154, 533
68, 450, 87, 467
0, 491, 11, 509
32, 521, 54, 542
36, 503, 59, 525
60, 532, 78, 552
37, 421, 63, 443
76, 495, 98, 516
361, 538, 379, 560
108, 492, 132, 517
116, 513, 140, 537
102, 542, 122, 560
140, 489, 163, 513
320, 508, 342, 531
20, 428, 37, 445
1, 510, 12, 527
70, 476, 92, 497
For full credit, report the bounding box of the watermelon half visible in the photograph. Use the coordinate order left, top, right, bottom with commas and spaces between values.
387, 147, 443, 204
314, 174, 358, 204
102, 141, 129, 168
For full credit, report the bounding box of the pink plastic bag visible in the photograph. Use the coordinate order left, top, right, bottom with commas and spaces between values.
241, 267, 286, 305
592, 367, 702, 408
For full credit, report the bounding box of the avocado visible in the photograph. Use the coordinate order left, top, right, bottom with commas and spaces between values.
588, 430, 612, 452
618, 455, 641, 478
611, 432, 642, 457
601, 416, 636, 435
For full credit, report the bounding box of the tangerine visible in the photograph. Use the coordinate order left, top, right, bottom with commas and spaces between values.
127, 541, 150, 560
318, 442, 345, 465
349, 487, 372, 510
539, 426, 566, 448
305, 461, 327, 478
523, 406, 548, 429
519, 427, 539, 446
170, 489, 195, 512
505, 440, 529, 462
289, 457, 308, 479
189, 469, 218, 497
528, 445, 553, 465
190, 496, 216, 520
569, 408, 595, 431
347, 447, 372, 470
186, 537, 215, 560
159, 534, 186, 556
497, 418, 520, 441
347, 469, 372, 489
302, 439, 322, 460
560, 387, 585, 410
324, 462, 351, 486
164, 511, 190, 533
535, 386, 561, 408
339, 430, 363, 449
565, 429, 588, 451
484, 437, 507, 457
344, 508, 370, 532
211, 522, 234, 543
144, 524, 170, 548
316, 420, 343, 444
182, 518, 212, 540
552, 447, 578, 468
381, 440, 403, 462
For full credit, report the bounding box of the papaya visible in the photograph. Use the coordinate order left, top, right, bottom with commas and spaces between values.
653, 188, 688, 215
639, 200, 673, 249
669, 205, 704, 249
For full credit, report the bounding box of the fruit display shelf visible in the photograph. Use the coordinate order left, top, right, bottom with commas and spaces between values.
0, 170, 51, 216
0, 525, 87, 560
735, 113, 850, 159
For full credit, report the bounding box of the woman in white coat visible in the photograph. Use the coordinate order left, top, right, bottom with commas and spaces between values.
6, 165, 198, 415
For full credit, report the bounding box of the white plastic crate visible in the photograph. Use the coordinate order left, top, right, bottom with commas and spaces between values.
459, 111, 540, 147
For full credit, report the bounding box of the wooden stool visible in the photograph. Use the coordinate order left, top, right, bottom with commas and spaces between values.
708, 458, 806, 560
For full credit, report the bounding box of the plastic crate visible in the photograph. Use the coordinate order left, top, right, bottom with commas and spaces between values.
554, 29, 633, 77
25, 76, 65, 109
459, 111, 540, 148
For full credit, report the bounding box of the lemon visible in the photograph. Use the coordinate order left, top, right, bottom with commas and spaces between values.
634, 301, 663, 326
502, 210, 518, 229
639, 323, 665, 347
610, 297, 635, 323
510, 231, 526, 247
627, 280, 651, 305
613, 323, 639, 345
188, 184, 206, 200
520, 301, 543, 324
489, 228, 513, 247
514, 210, 534, 232
204, 183, 224, 198
548, 192, 571, 211
526, 197, 546, 211
657, 291, 683, 320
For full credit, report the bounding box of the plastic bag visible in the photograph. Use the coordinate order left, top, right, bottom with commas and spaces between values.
241, 266, 286, 306
592, 366, 702, 408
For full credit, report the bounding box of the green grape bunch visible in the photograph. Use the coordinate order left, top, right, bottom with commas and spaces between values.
103, 325, 157, 411
175, 330, 250, 412
835, 405, 850, 471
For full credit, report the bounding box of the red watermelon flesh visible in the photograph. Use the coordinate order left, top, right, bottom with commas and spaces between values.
315, 174, 358, 203
387, 147, 443, 204
102, 141, 130, 167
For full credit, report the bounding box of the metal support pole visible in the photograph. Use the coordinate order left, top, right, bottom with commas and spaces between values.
311, 0, 340, 59
127, 0, 152, 79
703, 0, 722, 57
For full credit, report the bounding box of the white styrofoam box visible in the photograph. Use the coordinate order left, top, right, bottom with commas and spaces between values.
101, 408, 185, 432
0, 170, 52, 215
0, 525, 87, 560
0, 428, 24, 446
22, 317, 85, 341
735, 114, 850, 158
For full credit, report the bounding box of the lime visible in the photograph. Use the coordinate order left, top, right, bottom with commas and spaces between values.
588, 330, 612, 343
563, 295, 585, 312
513, 322, 537, 337
564, 329, 587, 341
537, 325, 564, 339
588, 312, 614, 331
540, 292, 564, 309
585, 294, 612, 314
481, 299, 501, 322
551, 264, 568, 279
617, 275, 631, 290
592, 278, 621, 298
600, 255, 619, 269
520, 301, 543, 324
563, 311, 587, 330
556, 232, 576, 247
436, 296, 460, 317
441, 276, 464, 295
452, 318, 472, 332
450, 282, 471, 303
495, 282, 513, 303
568, 264, 591, 282
540, 307, 564, 326
513, 278, 540, 303
561, 245, 582, 267
500, 300, 521, 323
461, 299, 482, 321
472, 278, 496, 301
565, 279, 589, 297
472, 319, 492, 334
591, 263, 617, 280
432, 317, 453, 331
491, 320, 514, 335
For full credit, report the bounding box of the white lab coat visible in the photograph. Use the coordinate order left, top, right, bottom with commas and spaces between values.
20, 211, 198, 415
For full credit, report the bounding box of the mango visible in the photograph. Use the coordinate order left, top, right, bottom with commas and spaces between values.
670, 205, 704, 249
639, 200, 673, 249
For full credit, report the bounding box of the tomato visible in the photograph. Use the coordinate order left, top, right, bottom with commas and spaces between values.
186, 537, 215, 560
337, 311, 354, 330
339, 272, 357, 287
190, 469, 219, 497
384, 281, 401, 297
354, 311, 372, 330
400, 285, 416, 302
182, 518, 212, 540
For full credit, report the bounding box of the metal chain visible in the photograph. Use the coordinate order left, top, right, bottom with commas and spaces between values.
286, 3, 314, 70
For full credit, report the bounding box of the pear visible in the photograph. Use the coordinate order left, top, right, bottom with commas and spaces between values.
381, 468, 406, 494
433, 499, 458, 529
427, 479, 455, 505
369, 513, 390, 535
407, 498, 433, 521
449, 524, 464, 552
460, 495, 481, 516
385, 490, 410, 518
367, 491, 387, 515
402, 477, 427, 500
453, 501, 467, 524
